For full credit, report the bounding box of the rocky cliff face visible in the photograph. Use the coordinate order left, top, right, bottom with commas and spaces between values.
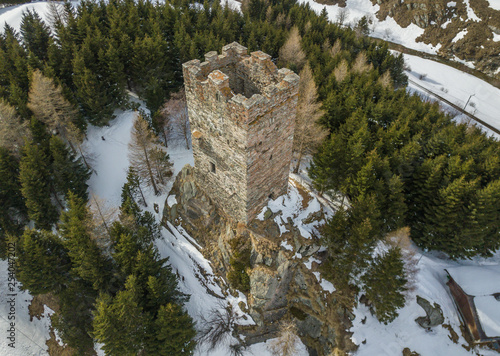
363, 0, 500, 77
163, 165, 356, 355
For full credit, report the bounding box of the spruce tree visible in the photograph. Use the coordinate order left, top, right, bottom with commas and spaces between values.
0, 147, 26, 243
16, 229, 70, 295
59, 193, 113, 291
49, 136, 90, 201
20, 9, 52, 63
148, 303, 196, 355
19, 140, 58, 230
93, 275, 150, 356
362, 247, 407, 324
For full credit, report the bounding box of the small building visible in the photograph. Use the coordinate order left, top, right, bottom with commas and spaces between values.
182, 42, 299, 223
445, 265, 500, 344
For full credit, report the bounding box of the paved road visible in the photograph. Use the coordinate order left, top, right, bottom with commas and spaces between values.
408, 78, 500, 135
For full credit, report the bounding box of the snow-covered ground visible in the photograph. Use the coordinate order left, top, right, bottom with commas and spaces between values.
403, 53, 500, 138
1, 1, 500, 356
352, 248, 500, 356
0, 260, 54, 355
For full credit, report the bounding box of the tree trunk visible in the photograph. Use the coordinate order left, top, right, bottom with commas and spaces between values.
143, 147, 158, 195
137, 182, 147, 207
50, 185, 64, 210
92, 196, 111, 238
293, 141, 304, 174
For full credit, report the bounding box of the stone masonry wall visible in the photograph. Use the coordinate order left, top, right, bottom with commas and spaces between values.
182, 42, 299, 223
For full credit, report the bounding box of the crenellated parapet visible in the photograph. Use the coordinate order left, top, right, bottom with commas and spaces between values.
182, 43, 299, 223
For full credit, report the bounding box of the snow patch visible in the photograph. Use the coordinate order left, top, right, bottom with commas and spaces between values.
452, 28, 467, 43
167, 195, 177, 208
281, 240, 294, 251
403, 53, 500, 138
304, 256, 321, 269
486, 0, 500, 11
321, 279, 336, 293
447, 1, 457, 6
475, 296, 500, 338
463, 0, 481, 21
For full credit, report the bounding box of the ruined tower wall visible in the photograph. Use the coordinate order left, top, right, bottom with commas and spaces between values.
182, 42, 299, 222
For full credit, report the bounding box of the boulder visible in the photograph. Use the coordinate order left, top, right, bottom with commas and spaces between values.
415, 295, 444, 328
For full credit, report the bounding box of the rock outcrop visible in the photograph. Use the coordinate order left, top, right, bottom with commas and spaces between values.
163, 165, 357, 355
415, 295, 444, 329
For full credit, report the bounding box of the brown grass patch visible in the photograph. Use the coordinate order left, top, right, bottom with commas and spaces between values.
46, 329, 77, 356
442, 323, 459, 344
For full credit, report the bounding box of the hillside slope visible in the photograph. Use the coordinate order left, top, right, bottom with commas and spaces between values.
309, 0, 500, 77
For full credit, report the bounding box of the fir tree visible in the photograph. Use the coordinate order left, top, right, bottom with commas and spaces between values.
362, 247, 407, 324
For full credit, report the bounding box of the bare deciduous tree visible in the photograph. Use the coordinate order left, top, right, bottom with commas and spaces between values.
88, 194, 118, 248
293, 63, 327, 173
28, 70, 82, 150
0, 99, 29, 157
268, 320, 300, 356
336, 8, 349, 26
377, 70, 393, 89
197, 303, 242, 352
164, 90, 190, 149
279, 26, 306, 71
128, 113, 173, 195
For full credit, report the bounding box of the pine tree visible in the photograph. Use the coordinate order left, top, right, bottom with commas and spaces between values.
122, 166, 147, 207
51, 279, 97, 353
19, 140, 58, 230
16, 229, 70, 295
362, 247, 407, 324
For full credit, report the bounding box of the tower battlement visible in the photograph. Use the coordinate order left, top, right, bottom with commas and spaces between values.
183, 42, 299, 223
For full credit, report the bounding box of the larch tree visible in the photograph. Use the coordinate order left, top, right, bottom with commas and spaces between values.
129, 113, 173, 195
268, 320, 300, 356
293, 63, 327, 173
28, 70, 82, 151
0, 99, 29, 157
278, 26, 306, 72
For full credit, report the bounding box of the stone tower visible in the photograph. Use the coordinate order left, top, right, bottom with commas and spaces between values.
182, 42, 299, 223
